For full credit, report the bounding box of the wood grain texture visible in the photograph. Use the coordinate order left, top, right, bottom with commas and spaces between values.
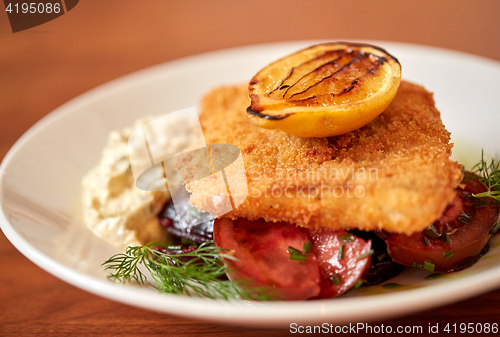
1, 1, 499, 336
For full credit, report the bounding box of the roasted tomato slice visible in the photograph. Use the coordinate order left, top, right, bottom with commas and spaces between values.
214, 218, 321, 300
311, 231, 372, 299
384, 178, 500, 272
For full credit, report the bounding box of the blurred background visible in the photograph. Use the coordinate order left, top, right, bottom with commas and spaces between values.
1, 0, 499, 335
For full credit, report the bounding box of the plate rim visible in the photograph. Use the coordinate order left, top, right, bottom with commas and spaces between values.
1, 40, 500, 327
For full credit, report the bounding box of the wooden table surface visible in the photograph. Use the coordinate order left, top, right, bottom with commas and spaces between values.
1, 1, 499, 336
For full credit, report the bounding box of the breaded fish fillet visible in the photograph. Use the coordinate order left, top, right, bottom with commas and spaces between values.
188, 81, 463, 234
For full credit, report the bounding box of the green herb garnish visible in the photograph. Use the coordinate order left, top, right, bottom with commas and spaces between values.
423, 236, 430, 247
289, 253, 307, 261
302, 241, 312, 253
329, 274, 341, 285
423, 260, 435, 272
471, 151, 500, 202
442, 232, 450, 245
339, 245, 345, 260
353, 279, 363, 289
458, 212, 471, 224
425, 273, 444, 281
425, 225, 440, 238
356, 249, 374, 261
443, 250, 455, 259
492, 222, 499, 235
103, 241, 253, 300
377, 252, 387, 262
288, 246, 307, 261
338, 234, 354, 243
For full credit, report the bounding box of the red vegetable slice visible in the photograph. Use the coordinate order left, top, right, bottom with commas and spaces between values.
311, 230, 372, 299
214, 218, 321, 300
384, 178, 500, 272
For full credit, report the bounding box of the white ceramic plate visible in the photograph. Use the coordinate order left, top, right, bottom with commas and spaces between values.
1, 41, 500, 328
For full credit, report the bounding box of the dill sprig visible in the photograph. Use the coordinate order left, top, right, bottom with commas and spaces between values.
103, 241, 254, 300
471, 150, 500, 202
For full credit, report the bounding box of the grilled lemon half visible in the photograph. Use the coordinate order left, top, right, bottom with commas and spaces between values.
247, 42, 402, 138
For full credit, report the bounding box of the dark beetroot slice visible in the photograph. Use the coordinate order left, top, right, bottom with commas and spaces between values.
363, 260, 405, 286
350, 230, 404, 286
153, 245, 198, 263
158, 200, 214, 244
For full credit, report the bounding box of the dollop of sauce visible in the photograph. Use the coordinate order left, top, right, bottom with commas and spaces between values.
81, 118, 169, 249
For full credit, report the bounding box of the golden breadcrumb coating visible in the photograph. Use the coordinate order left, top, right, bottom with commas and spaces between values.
187, 81, 463, 234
